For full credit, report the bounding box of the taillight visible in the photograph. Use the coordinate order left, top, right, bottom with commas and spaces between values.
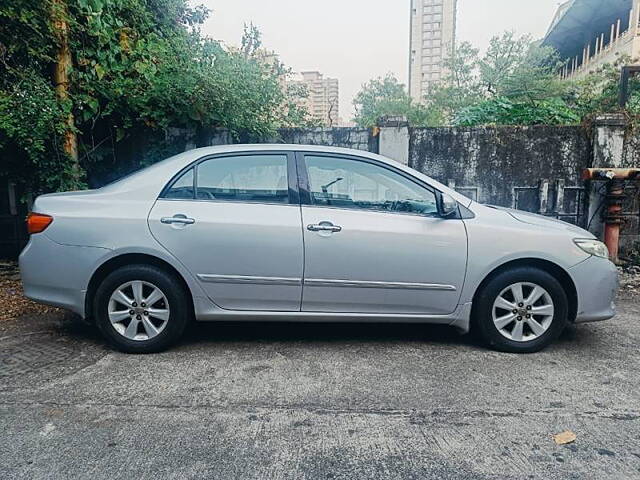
26, 212, 53, 234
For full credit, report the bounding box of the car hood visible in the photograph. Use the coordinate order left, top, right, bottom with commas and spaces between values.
487, 205, 595, 238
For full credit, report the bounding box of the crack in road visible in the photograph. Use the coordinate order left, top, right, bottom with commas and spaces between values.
0, 399, 638, 422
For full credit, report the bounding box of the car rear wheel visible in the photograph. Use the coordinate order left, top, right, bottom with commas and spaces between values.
473, 267, 568, 353
94, 264, 189, 353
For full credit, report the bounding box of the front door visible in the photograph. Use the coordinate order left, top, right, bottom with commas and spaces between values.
148, 152, 303, 311
298, 153, 467, 315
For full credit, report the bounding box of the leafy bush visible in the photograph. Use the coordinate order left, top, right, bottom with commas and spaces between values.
354, 32, 639, 129
0, 0, 309, 194
454, 97, 580, 127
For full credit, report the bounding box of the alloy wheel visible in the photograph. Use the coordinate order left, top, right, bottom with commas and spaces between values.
491, 282, 554, 342
107, 280, 170, 341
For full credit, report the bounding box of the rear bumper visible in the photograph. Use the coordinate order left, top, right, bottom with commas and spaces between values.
19, 234, 110, 318
569, 256, 618, 323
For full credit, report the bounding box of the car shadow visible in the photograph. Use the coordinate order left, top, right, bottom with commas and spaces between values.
24, 313, 478, 351
554, 322, 603, 348
181, 320, 478, 349
41, 312, 601, 353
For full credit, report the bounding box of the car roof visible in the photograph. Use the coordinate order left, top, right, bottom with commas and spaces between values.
183, 144, 380, 158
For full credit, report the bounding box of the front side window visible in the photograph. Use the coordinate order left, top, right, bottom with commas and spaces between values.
304, 155, 438, 215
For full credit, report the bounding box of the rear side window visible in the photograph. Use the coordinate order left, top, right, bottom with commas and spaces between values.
196, 154, 289, 203
164, 168, 194, 199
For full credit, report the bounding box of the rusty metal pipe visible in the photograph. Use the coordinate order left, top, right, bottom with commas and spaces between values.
582, 168, 640, 181
604, 179, 625, 263
582, 168, 639, 264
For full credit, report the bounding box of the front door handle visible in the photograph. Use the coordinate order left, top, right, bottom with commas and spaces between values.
307, 221, 342, 233
161, 214, 195, 225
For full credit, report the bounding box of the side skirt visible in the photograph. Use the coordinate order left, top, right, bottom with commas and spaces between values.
192, 297, 473, 332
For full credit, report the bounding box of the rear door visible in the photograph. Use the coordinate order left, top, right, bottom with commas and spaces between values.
298, 152, 468, 315
149, 151, 303, 311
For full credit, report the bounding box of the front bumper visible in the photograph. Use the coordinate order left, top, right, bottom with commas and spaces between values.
568, 255, 618, 323
19, 233, 110, 318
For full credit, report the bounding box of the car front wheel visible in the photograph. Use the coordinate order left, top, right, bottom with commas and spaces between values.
473, 267, 569, 353
94, 264, 189, 353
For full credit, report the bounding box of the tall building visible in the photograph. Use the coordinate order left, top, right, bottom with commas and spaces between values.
409, 0, 458, 102
543, 0, 640, 80
288, 71, 340, 127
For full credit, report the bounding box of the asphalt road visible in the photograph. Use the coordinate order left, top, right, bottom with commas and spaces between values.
1, 298, 639, 479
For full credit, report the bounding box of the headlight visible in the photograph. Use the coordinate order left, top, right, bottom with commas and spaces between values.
574, 239, 610, 259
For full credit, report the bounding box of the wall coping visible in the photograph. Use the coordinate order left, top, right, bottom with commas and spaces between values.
593, 113, 628, 127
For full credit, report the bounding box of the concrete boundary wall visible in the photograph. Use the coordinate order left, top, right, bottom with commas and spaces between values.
2, 118, 640, 258
408, 125, 593, 227
199, 118, 638, 251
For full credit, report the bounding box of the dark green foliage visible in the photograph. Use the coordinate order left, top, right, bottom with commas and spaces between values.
354, 31, 636, 129
454, 97, 580, 127
563, 58, 640, 118
0, 71, 76, 192
435, 33, 576, 127
0, 0, 309, 193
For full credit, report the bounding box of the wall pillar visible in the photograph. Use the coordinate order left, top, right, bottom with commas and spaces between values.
587, 114, 629, 238
377, 117, 410, 165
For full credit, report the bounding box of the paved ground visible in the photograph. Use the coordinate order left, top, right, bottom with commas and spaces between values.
1, 299, 639, 479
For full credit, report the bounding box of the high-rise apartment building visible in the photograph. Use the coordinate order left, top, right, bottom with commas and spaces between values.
409, 0, 458, 102
288, 71, 340, 127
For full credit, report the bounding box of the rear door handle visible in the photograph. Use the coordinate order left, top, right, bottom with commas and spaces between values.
161, 214, 195, 225
307, 222, 342, 233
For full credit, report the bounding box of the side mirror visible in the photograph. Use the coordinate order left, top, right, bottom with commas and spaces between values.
438, 193, 459, 218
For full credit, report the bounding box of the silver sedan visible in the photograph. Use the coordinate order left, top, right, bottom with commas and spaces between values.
19, 145, 618, 353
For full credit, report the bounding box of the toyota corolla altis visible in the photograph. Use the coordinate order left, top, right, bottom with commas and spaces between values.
20, 145, 618, 353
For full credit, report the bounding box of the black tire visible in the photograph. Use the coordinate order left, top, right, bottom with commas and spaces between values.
473, 267, 568, 353
94, 264, 190, 353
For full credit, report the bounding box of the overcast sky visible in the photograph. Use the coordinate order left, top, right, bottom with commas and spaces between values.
199, 0, 564, 121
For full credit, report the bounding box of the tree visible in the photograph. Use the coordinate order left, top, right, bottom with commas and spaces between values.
426, 32, 579, 126
0, 0, 311, 194
241, 22, 262, 58
426, 41, 483, 118
51, 0, 80, 181
353, 73, 441, 127
489, 37, 564, 103
479, 32, 533, 96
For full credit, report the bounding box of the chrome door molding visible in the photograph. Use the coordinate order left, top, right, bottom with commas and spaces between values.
197, 274, 302, 286
196, 275, 455, 291
304, 278, 457, 291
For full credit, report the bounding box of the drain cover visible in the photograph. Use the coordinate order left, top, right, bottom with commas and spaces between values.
0, 334, 81, 378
